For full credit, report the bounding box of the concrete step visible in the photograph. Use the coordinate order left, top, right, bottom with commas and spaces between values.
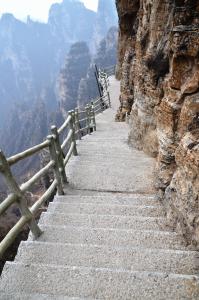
1, 263, 199, 299
74, 154, 148, 161
15, 241, 198, 275
0, 292, 87, 300
65, 170, 154, 194
72, 152, 149, 159
47, 202, 164, 218
36, 225, 186, 250
67, 161, 153, 169
54, 194, 159, 206
40, 213, 167, 231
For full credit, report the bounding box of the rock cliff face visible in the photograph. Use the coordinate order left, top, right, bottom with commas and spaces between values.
116, 0, 199, 248
58, 27, 118, 110
0, 0, 118, 161
91, 0, 118, 51
0, 0, 118, 128
78, 26, 118, 107
58, 42, 91, 113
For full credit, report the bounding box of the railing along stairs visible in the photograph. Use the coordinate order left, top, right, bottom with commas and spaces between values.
0, 66, 113, 258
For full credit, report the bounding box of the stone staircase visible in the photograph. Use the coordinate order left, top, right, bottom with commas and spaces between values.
0, 77, 198, 299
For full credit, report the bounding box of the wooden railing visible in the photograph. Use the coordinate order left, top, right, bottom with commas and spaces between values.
103, 65, 116, 77
0, 68, 112, 258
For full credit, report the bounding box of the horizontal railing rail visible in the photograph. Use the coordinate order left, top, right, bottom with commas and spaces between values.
0, 66, 114, 258
103, 65, 116, 77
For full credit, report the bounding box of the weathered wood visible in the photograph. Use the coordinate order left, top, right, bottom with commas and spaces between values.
61, 129, 73, 150
94, 107, 102, 114
64, 142, 75, 166
0, 215, 31, 258
21, 160, 55, 193
91, 101, 96, 131
51, 125, 67, 184
107, 91, 111, 108
85, 105, 91, 134
94, 71, 103, 98
47, 136, 64, 195
57, 115, 72, 135
93, 97, 101, 105
78, 117, 88, 123
0, 193, 18, 216
80, 126, 89, 132
75, 108, 81, 140
95, 64, 99, 78
30, 179, 57, 215
7, 140, 50, 166
0, 66, 113, 258
68, 111, 78, 156
0, 150, 42, 240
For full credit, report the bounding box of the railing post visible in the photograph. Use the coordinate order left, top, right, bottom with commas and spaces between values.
75, 108, 81, 140
47, 136, 64, 195
100, 97, 105, 113
51, 125, 68, 184
85, 105, 91, 134
104, 77, 108, 91
107, 91, 111, 108
68, 111, 78, 156
0, 150, 42, 239
94, 71, 103, 98
91, 101, 96, 131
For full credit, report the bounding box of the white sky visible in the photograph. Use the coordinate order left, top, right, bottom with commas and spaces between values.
0, 0, 99, 22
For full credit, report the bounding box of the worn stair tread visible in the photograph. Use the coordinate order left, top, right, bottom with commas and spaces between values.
1, 263, 199, 299
15, 241, 198, 275
0, 292, 87, 300
39, 212, 167, 231
34, 225, 186, 250
54, 194, 158, 206
63, 176, 154, 193
70, 160, 153, 167
1, 78, 195, 300
47, 202, 164, 218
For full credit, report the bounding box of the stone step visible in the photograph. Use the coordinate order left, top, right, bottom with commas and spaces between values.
54, 194, 159, 206
74, 148, 133, 155
79, 136, 127, 141
40, 212, 166, 231
67, 161, 152, 168
76, 143, 130, 148
1, 263, 198, 299
0, 292, 87, 300
63, 180, 154, 194
75, 149, 150, 155
65, 168, 154, 193
36, 225, 186, 250
70, 160, 152, 168
15, 241, 198, 275
74, 156, 135, 162
47, 202, 164, 218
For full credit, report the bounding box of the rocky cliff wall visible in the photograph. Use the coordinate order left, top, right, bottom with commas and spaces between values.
116, 0, 199, 248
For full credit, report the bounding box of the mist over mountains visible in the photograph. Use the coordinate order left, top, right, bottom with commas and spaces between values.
0, 0, 118, 158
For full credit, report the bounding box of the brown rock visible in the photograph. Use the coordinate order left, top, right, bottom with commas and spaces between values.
116, 0, 199, 247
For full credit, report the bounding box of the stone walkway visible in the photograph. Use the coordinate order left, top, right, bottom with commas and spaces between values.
0, 77, 198, 299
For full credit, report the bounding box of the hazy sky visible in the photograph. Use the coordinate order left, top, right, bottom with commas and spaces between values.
0, 0, 99, 22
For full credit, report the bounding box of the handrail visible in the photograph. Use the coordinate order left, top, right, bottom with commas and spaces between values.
30, 179, 57, 215
0, 65, 114, 258
58, 115, 71, 135
7, 140, 50, 166
20, 160, 55, 193
61, 129, 73, 150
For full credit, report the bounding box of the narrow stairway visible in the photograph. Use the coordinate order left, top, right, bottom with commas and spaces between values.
0, 77, 198, 299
